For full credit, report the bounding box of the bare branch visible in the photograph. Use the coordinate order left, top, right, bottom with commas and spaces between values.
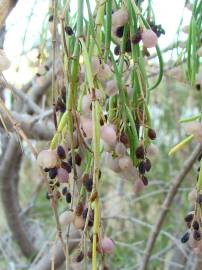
0, 135, 37, 257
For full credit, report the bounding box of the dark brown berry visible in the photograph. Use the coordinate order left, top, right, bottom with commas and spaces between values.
115, 26, 124, 37
181, 231, 190, 243
61, 161, 72, 173
90, 191, 98, 202
103, 266, 109, 270
184, 213, 194, 223
114, 45, 120, 55
75, 251, 84, 262
66, 192, 72, 203
145, 158, 151, 172
85, 178, 93, 192
75, 153, 82, 166
193, 230, 201, 241
138, 161, 146, 174
148, 128, 156, 140
192, 220, 199, 230
64, 26, 74, 36
75, 202, 84, 216
44, 168, 50, 172
57, 145, 66, 159
142, 175, 148, 186
125, 39, 131, 53
132, 31, 142, 44
120, 132, 129, 145
62, 187, 67, 195
49, 168, 58, 179
135, 145, 145, 159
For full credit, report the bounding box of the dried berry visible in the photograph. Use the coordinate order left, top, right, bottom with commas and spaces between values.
135, 145, 145, 159
49, 167, 58, 179
125, 39, 132, 53
192, 220, 199, 231
184, 213, 194, 223
75, 153, 82, 166
193, 230, 201, 241
62, 186, 68, 195
57, 145, 66, 159
138, 161, 146, 174
75, 251, 84, 263
85, 178, 93, 192
145, 158, 152, 172
181, 231, 190, 243
82, 208, 88, 219
148, 128, 156, 140
142, 175, 148, 186
65, 26, 74, 35
61, 161, 72, 173
120, 132, 129, 145
75, 202, 84, 216
132, 31, 142, 44
66, 192, 72, 203
115, 26, 124, 38
114, 45, 120, 55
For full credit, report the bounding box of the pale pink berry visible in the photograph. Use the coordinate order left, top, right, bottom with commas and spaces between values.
81, 95, 91, 115
112, 8, 128, 27
120, 166, 138, 181
0, 49, 10, 71
197, 46, 202, 57
101, 237, 115, 254
97, 64, 112, 81
57, 168, 69, 183
80, 117, 93, 139
73, 215, 85, 230
103, 141, 114, 152
105, 80, 118, 96
188, 189, 197, 204
142, 29, 158, 48
147, 144, 159, 158
91, 56, 101, 76
101, 125, 117, 145
182, 25, 189, 34
133, 179, 145, 194
106, 154, 121, 173
37, 149, 57, 169
118, 156, 133, 171
59, 211, 75, 226
115, 142, 126, 156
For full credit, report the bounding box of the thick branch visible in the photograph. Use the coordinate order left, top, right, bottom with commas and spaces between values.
140, 143, 202, 270
0, 110, 54, 140
0, 135, 37, 258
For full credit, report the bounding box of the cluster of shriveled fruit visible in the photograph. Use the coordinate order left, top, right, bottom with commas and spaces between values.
181, 156, 202, 255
